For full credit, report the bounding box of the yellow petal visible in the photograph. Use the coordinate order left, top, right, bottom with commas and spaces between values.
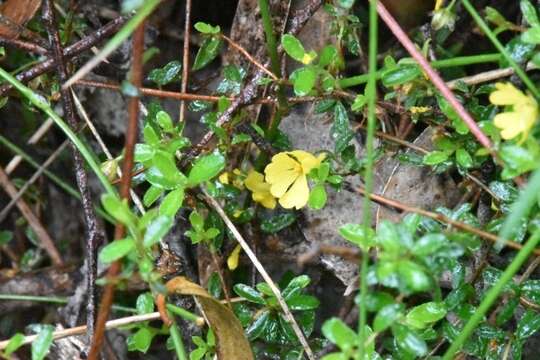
289, 150, 324, 174
265, 153, 300, 197
218, 172, 229, 184
245, 170, 268, 193
252, 192, 276, 209
227, 245, 242, 270
489, 83, 527, 106
279, 174, 309, 209
494, 112, 525, 140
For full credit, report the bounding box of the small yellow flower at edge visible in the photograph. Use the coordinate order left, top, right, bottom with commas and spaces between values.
489, 82, 538, 142
264, 150, 325, 210
245, 170, 276, 209
227, 244, 242, 270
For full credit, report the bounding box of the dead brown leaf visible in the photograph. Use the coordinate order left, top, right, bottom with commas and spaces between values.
166, 276, 254, 360
0, 0, 42, 38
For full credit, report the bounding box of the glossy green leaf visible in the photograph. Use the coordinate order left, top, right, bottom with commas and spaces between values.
281, 34, 306, 63
286, 294, 320, 310
188, 152, 225, 185
246, 310, 270, 340
134, 143, 155, 162
193, 36, 222, 71
260, 213, 296, 233
127, 327, 156, 353
521, 0, 540, 27
143, 215, 173, 247
412, 233, 446, 256
405, 302, 447, 329
5, 333, 25, 356
31, 325, 54, 360
136, 292, 155, 314
233, 284, 266, 304
99, 237, 135, 263
374, 303, 403, 332
382, 65, 420, 87
456, 148, 473, 168
156, 110, 173, 132
517, 309, 540, 339
321, 317, 357, 350
291, 67, 317, 96
143, 186, 164, 207
332, 102, 354, 153
160, 187, 184, 217
194, 22, 221, 34
308, 184, 327, 210
392, 324, 428, 357
147, 60, 181, 86
423, 151, 450, 165
339, 223, 375, 250
397, 260, 431, 292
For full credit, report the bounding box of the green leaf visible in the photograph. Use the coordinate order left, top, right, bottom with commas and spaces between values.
281, 34, 306, 63
136, 292, 155, 314
339, 223, 375, 251
143, 186, 164, 207
99, 237, 135, 263
423, 151, 450, 165
376, 220, 401, 254
456, 148, 473, 168
193, 36, 222, 71
147, 60, 182, 86
521, 0, 540, 27
500, 145, 537, 179
134, 143, 155, 162
189, 211, 204, 231
143, 124, 160, 146
194, 22, 221, 34
392, 324, 428, 357
522, 27, 540, 44
101, 194, 136, 228
188, 152, 226, 185
156, 110, 173, 132
0, 230, 13, 246
374, 303, 403, 332
405, 302, 447, 329
397, 260, 431, 292
331, 102, 354, 153
5, 333, 25, 356
160, 188, 184, 217
246, 310, 270, 340
291, 67, 317, 96
517, 309, 540, 339
413, 233, 446, 256
308, 184, 327, 210
127, 327, 156, 353
31, 325, 54, 360
143, 215, 173, 247
190, 347, 208, 360
437, 96, 469, 135
382, 65, 420, 87
233, 284, 266, 304
286, 294, 320, 310
283, 275, 311, 297
260, 213, 296, 233
321, 318, 357, 350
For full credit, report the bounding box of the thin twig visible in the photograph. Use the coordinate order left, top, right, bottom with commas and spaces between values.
0, 38, 48, 54
221, 34, 278, 80
0, 140, 68, 222
447, 62, 537, 89
87, 21, 145, 360
0, 165, 63, 265
375, 0, 495, 155
179, 0, 192, 123
352, 185, 540, 256
0, 16, 126, 97
43, 0, 104, 339
203, 189, 315, 360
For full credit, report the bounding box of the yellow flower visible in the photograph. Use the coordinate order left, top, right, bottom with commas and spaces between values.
218, 172, 229, 184
244, 170, 276, 209
489, 82, 538, 142
264, 150, 325, 209
227, 244, 242, 270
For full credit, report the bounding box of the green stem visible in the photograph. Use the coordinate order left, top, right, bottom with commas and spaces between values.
0, 67, 115, 196
0, 135, 113, 223
359, 0, 378, 356
461, 0, 540, 99
338, 53, 502, 88
169, 316, 188, 360
258, 0, 288, 140
166, 303, 202, 323
442, 228, 540, 360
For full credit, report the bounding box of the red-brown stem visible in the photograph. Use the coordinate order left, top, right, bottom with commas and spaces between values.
179, 0, 192, 123
375, 1, 495, 154
87, 22, 145, 360
221, 34, 278, 80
